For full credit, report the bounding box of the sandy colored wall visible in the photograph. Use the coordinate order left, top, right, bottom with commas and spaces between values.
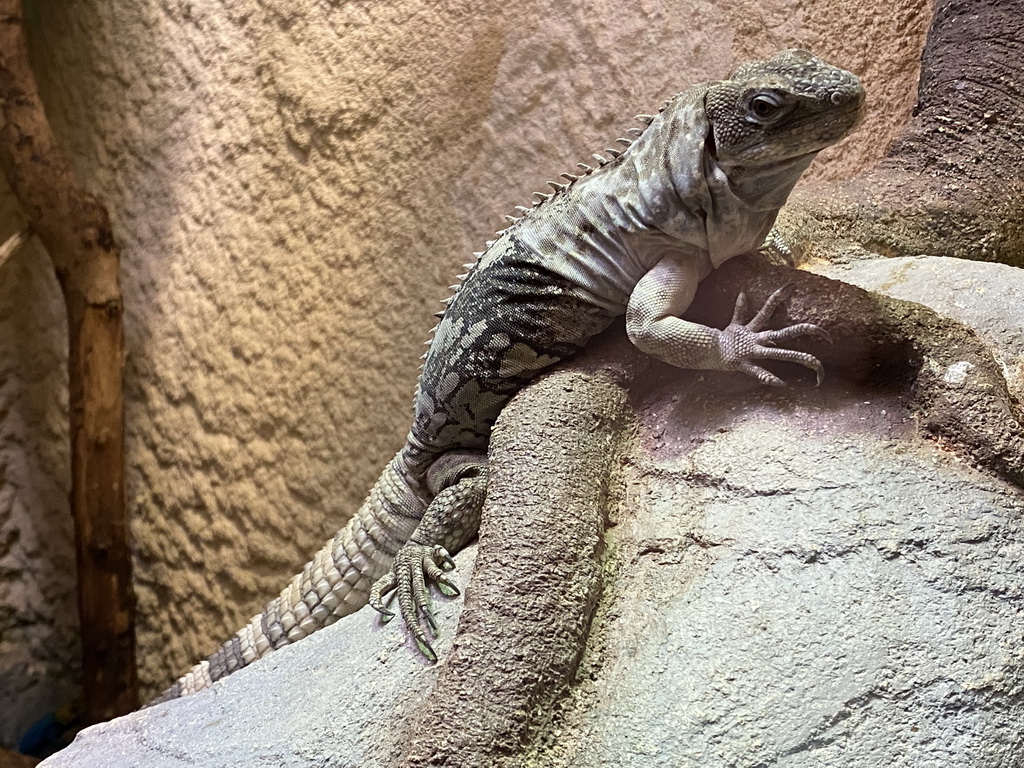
0, 0, 931, 733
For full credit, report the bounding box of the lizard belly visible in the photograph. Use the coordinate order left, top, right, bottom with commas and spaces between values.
411, 234, 617, 452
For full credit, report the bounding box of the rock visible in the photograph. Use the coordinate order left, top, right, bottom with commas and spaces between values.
550, 375, 1024, 767
808, 255, 1024, 397
41, 549, 475, 768
42, 257, 1024, 766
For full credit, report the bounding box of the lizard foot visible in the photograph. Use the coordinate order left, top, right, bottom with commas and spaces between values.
368, 455, 486, 661
720, 284, 831, 387
369, 542, 458, 662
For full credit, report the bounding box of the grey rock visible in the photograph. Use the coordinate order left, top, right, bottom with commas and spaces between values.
809, 255, 1024, 394
548, 378, 1024, 767
40, 550, 475, 768
43, 257, 1024, 767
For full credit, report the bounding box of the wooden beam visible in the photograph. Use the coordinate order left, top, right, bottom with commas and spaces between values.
0, 2, 138, 720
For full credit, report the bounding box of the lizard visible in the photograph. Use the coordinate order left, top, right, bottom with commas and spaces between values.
152, 49, 865, 703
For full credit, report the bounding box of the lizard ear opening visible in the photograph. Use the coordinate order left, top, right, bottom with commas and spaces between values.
703, 94, 719, 158
705, 128, 718, 159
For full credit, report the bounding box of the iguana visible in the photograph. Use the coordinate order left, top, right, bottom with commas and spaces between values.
153, 49, 865, 703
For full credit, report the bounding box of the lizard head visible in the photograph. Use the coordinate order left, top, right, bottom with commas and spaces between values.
704, 49, 865, 170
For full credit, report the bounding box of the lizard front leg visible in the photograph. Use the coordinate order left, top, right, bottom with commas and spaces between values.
369, 449, 487, 661
626, 254, 830, 385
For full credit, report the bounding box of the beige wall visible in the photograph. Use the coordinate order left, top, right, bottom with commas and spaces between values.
0, 0, 931, 727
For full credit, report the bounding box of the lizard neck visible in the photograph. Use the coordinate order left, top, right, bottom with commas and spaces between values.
650, 95, 817, 267
619, 96, 789, 269
714, 152, 818, 212
497, 92, 816, 308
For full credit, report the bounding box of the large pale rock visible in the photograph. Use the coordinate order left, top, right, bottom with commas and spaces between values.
554, 380, 1024, 767
809, 255, 1024, 397
40, 551, 476, 768
40, 258, 1024, 766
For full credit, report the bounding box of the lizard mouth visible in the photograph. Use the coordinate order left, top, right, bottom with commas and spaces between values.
753, 148, 825, 177
775, 147, 822, 166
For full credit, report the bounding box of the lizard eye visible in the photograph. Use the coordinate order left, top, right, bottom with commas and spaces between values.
752, 97, 777, 117
745, 91, 786, 123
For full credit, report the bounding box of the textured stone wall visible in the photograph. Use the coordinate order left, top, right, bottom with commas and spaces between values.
0, 0, 931, 732
0, 184, 76, 747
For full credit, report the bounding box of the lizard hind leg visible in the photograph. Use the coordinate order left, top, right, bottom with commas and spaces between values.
369, 449, 488, 662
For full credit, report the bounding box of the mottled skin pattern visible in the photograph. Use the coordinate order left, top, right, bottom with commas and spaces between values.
152, 50, 864, 704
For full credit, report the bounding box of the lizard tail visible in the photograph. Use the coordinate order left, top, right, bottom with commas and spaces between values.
148, 455, 422, 705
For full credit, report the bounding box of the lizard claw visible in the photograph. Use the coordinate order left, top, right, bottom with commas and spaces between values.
372, 579, 400, 623
368, 542, 458, 662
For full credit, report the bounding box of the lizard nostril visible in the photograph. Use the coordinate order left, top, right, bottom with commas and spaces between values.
830, 90, 847, 105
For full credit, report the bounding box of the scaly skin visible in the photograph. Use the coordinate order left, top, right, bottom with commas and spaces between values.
153, 49, 864, 703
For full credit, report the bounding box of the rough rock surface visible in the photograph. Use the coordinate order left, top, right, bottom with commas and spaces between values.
0, 0, 933, 739
0, 192, 76, 746
40, 550, 476, 768
40, 257, 1024, 766
809, 255, 1024, 398
551, 379, 1024, 767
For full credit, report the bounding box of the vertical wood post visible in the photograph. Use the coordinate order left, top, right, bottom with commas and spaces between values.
0, 1, 138, 720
